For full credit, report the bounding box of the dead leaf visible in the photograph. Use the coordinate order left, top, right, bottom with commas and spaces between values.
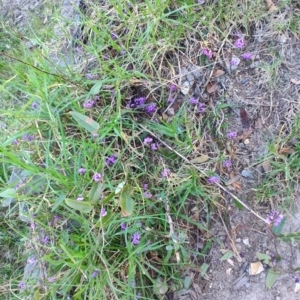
249, 261, 264, 275
226, 268, 233, 275
212, 69, 225, 78
225, 174, 240, 185
206, 82, 218, 94
291, 78, 300, 85
261, 161, 272, 173
190, 155, 209, 164
279, 147, 295, 155
239, 128, 253, 140
240, 107, 250, 129
265, 0, 278, 12
229, 172, 241, 191
227, 258, 235, 266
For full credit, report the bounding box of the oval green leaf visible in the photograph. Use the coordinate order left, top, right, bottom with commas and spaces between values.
70, 111, 100, 134
65, 198, 93, 213
119, 185, 134, 217
266, 269, 280, 289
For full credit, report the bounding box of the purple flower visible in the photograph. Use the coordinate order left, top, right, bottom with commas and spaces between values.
28, 257, 35, 264
120, 50, 126, 56
168, 98, 175, 104
83, 99, 96, 109
134, 97, 146, 106
41, 235, 50, 244
170, 83, 177, 92
76, 194, 84, 201
230, 57, 239, 65
48, 277, 55, 282
32, 101, 39, 109
12, 139, 19, 145
145, 103, 157, 115
106, 154, 118, 167
162, 168, 171, 178
121, 222, 127, 230
241, 52, 252, 60
22, 134, 34, 141
85, 73, 95, 80
227, 131, 237, 139
111, 33, 118, 40
189, 97, 198, 104
150, 143, 159, 151
143, 183, 148, 190
266, 210, 284, 227
143, 137, 153, 144
136, 292, 142, 300
91, 269, 100, 278
92, 173, 102, 182
78, 167, 86, 175
132, 232, 141, 245
143, 191, 152, 198
198, 103, 206, 113
92, 132, 99, 138
207, 176, 220, 184
30, 221, 35, 229
222, 159, 232, 168
18, 281, 25, 289
198, 0, 205, 3
15, 179, 25, 190
234, 38, 245, 49
202, 48, 213, 59
100, 207, 107, 217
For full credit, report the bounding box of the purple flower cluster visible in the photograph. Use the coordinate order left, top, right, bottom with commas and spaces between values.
170, 83, 177, 93
198, 103, 206, 113
100, 207, 107, 217
227, 131, 237, 139
145, 103, 157, 115
76, 194, 84, 201
106, 154, 118, 167
202, 48, 213, 59
78, 167, 86, 175
32, 101, 39, 110
128, 97, 146, 108
234, 38, 245, 49
83, 99, 96, 109
189, 97, 198, 104
266, 210, 283, 227
143, 183, 152, 199
162, 168, 171, 179
92, 173, 102, 182
222, 159, 232, 168
121, 222, 127, 230
207, 176, 220, 184
91, 269, 100, 278
22, 134, 35, 141
132, 232, 141, 245
143, 136, 159, 151
241, 52, 252, 60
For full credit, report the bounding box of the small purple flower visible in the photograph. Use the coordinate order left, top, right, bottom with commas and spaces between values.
85, 73, 95, 80
76, 194, 84, 201
143, 137, 153, 144
207, 176, 220, 184
12, 139, 19, 145
198, 0, 205, 3
134, 97, 146, 106
241, 52, 252, 60
132, 232, 141, 245
198, 103, 206, 113
28, 257, 35, 264
121, 222, 127, 230
15, 179, 25, 190
295, 278, 300, 283
41, 235, 50, 244
202, 48, 213, 59
143, 191, 152, 198
78, 167, 86, 175
170, 83, 177, 92
234, 38, 245, 49
22, 134, 34, 141
227, 131, 237, 139
120, 50, 126, 56
145, 103, 157, 115
222, 159, 232, 168
106, 154, 118, 166
150, 143, 159, 151
168, 98, 175, 104
100, 207, 107, 217
32, 101, 39, 109
266, 210, 284, 227
18, 281, 25, 289
143, 183, 148, 190
111, 33, 118, 40
230, 57, 239, 65
130, 280, 136, 287
48, 277, 55, 282
83, 99, 96, 109
91, 269, 100, 278
30, 221, 35, 229
92, 132, 99, 138
162, 168, 171, 178
92, 173, 102, 182
189, 97, 198, 104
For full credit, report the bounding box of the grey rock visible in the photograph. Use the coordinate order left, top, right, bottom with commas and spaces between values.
241, 169, 255, 179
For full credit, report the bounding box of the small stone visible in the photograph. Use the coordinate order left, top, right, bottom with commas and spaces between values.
241, 169, 254, 179
242, 238, 250, 246
180, 81, 190, 95
244, 139, 250, 145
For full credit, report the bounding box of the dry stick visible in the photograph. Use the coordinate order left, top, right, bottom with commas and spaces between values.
139, 124, 268, 224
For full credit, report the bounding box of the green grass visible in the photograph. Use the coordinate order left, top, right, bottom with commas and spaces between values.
1, 0, 300, 299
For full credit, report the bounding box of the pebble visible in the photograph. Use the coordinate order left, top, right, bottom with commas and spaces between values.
241, 169, 255, 179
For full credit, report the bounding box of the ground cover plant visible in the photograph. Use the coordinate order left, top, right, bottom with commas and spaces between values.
1, 0, 300, 299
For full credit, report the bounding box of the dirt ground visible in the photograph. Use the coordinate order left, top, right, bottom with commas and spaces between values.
2, 1, 300, 299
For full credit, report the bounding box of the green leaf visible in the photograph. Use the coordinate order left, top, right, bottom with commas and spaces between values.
90, 81, 103, 95
184, 276, 192, 289
89, 183, 103, 204
119, 185, 134, 216
65, 198, 93, 213
100, 192, 115, 205
257, 252, 271, 264
233, 198, 244, 210
200, 263, 209, 277
51, 193, 66, 212
115, 181, 125, 194
95, 211, 113, 228
0, 188, 16, 198
220, 250, 234, 261
277, 231, 300, 243
265, 269, 280, 289
272, 217, 286, 235
70, 111, 100, 134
